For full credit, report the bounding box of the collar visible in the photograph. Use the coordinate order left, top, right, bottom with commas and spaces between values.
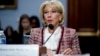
45, 26, 61, 35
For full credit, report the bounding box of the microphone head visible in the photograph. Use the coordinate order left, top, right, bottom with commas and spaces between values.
48, 24, 54, 30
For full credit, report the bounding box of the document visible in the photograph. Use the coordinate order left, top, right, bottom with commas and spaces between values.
0, 44, 39, 56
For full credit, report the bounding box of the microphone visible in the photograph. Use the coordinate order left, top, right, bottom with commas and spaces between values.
48, 24, 54, 30
43, 24, 55, 46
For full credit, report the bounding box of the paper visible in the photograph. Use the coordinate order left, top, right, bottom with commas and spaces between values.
54, 54, 90, 56
0, 44, 39, 56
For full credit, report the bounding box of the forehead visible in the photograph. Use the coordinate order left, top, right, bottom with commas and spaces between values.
22, 18, 29, 21
44, 5, 54, 10
43, 4, 58, 11
21, 19, 29, 23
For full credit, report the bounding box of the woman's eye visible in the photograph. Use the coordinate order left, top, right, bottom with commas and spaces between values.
44, 11, 48, 14
52, 11, 56, 13
44, 11, 57, 14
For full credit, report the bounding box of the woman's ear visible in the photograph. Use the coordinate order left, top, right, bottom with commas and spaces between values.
59, 15, 62, 21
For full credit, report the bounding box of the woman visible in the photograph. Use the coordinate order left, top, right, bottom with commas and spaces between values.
15, 14, 31, 44
29, 0, 81, 55
18, 14, 31, 35
30, 16, 40, 28
4, 26, 14, 44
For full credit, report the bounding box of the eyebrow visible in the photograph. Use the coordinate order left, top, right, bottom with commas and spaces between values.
44, 8, 57, 11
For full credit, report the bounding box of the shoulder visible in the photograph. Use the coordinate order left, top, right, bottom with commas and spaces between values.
13, 30, 19, 35
63, 27, 76, 36
30, 27, 43, 34
31, 27, 43, 32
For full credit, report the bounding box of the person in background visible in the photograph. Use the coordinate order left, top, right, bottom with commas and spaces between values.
14, 14, 31, 44
4, 26, 14, 44
18, 14, 31, 35
30, 16, 40, 28
0, 20, 3, 30
29, 0, 81, 56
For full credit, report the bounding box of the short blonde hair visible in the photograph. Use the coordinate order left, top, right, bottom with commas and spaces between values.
40, 0, 65, 26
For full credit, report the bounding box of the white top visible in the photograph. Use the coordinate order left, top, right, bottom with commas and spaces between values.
44, 26, 61, 53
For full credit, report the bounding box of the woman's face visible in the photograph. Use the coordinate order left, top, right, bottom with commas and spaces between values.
7, 28, 12, 36
44, 5, 62, 26
31, 19, 37, 28
21, 18, 30, 29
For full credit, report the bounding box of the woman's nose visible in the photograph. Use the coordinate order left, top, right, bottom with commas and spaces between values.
48, 12, 52, 16
47, 12, 52, 18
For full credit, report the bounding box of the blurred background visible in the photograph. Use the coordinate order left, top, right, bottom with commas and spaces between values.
0, 0, 67, 29
0, 0, 99, 56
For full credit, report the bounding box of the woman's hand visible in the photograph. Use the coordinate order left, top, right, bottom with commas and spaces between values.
62, 48, 73, 55
47, 49, 53, 56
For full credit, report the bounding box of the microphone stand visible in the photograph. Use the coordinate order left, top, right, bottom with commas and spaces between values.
40, 24, 55, 56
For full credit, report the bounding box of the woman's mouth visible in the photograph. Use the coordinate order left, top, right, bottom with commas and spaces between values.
47, 20, 53, 23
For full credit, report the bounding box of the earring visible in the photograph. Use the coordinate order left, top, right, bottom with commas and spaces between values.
59, 18, 61, 23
